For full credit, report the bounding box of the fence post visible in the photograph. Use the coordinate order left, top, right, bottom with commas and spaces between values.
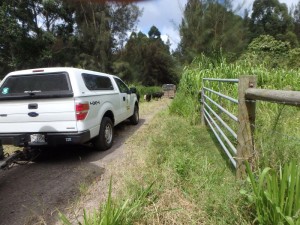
236, 76, 257, 179
201, 79, 206, 126
201, 89, 205, 125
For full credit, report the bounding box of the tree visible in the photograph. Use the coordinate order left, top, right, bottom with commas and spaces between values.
72, 1, 140, 72
148, 25, 161, 39
114, 28, 179, 86
0, 0, 141, 77
250, 0, 294, 42
178, 0, 248, 64
241, 35, 291, 68
292, 1, 300, 45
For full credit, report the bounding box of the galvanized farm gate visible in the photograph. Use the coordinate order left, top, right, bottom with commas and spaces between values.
201, 76, 300, 178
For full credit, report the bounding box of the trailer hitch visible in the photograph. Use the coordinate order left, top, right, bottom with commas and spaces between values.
0, 141, 40, 170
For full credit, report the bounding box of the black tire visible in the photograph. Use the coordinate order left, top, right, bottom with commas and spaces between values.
93, 117, 114, 151
130, 105, 139, 125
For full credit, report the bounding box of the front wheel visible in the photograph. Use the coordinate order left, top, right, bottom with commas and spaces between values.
130, 105, 139, 125
93, 117, 114, 151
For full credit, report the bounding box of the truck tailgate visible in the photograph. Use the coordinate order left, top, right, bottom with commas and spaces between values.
0, 99, 77, 133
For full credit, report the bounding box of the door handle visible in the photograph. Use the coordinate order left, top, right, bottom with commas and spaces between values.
123, 97, 126, 101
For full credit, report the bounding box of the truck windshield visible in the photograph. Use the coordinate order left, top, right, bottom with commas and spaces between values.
0, 72, 73, 100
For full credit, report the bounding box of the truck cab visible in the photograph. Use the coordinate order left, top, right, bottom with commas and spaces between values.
0, 67, 139, 151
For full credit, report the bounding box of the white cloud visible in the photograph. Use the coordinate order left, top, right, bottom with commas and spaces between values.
136, 0, 187, 50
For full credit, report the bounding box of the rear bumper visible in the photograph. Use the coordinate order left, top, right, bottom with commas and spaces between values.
0, 130, 91, 147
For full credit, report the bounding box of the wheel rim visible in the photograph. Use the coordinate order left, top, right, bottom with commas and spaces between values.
104, 124, 113, 144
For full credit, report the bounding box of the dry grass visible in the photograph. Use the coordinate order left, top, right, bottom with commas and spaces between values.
59, 96, 245, 224
3, 145, 18, 155
118, 113, 206, 224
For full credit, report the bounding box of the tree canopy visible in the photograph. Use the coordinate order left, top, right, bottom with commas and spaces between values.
3, 0, 300, 82
0, 0, 140, 77
178, 0, 248, 64
114, 26, 179, 86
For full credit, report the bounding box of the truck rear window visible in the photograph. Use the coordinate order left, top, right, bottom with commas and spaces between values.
0, 73, 73, 100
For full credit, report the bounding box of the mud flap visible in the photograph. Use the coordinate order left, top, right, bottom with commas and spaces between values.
0, 140, 4, 160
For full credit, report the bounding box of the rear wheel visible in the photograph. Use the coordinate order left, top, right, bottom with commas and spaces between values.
130, 105, 139, 125
93, 117, 114, 151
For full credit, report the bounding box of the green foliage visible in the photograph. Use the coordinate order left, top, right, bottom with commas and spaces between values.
241, 35, 300, 69
242, 161, 300, 225
59, 177, 154, 225
169, 92, 200, 124
178, 0, 248, 64
242, 35, 291, 68
287, 48, 300, 68
144, 112, 247, 224
248, 35, 290, 53
0, 0, 140, 77
134, 85, 161, 98
116, 28, 179, 86
172, 55, 300, 168
250, 0, 293, 42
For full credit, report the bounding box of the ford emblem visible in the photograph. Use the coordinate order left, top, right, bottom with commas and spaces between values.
28, 112, 39, 117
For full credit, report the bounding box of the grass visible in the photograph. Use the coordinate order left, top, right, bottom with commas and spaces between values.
173, 55, 300, 224
60, 177, 155, 225
139, 112, 238, 224
62, 105, 250, 224
242, 161, 300, 224
176, 55, 300, 168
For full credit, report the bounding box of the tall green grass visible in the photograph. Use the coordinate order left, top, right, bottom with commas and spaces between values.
59, 178, 154, 225
124, 111, 249, 224
171, 55, 300, 168
171, 55, 300, 224
242, 161, 300, 225
59, 105, 249, 224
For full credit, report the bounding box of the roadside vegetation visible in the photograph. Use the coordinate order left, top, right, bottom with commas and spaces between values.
134, 85, 162, 102
61, 100, 248, 224
62, 37, 300, 223
174, 51, 300, 169
3, 0, 300, 223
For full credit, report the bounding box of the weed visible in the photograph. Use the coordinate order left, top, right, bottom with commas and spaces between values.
242, 161, 300, 225
59, 177, 154, 225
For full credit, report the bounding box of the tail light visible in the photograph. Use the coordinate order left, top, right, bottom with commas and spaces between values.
76, 102, 89, 120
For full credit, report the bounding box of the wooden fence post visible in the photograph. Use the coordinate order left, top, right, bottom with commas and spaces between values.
236, 76, 257, 179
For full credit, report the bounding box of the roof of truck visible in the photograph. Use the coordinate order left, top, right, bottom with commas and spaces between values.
7, 67, 117, 79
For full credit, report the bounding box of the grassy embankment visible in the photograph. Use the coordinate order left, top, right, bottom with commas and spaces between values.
62, 56, 300, 224
176, 56, 300, 168
61, 99, 247, 224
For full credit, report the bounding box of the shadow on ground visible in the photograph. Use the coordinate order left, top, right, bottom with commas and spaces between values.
0, 118, 145, 225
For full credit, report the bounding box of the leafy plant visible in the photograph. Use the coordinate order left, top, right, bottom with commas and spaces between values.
59, 177, 154, 225
242, 161, 300, 225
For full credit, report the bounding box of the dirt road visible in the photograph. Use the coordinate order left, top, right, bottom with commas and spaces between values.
0, 98, 171, 225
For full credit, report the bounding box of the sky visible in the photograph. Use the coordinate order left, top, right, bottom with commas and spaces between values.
135, 0, 300, 50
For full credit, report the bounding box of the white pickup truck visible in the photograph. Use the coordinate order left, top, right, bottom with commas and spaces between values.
0, 67, 139, 151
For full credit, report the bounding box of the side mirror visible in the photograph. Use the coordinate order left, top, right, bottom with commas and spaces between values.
130, 87, 137, 94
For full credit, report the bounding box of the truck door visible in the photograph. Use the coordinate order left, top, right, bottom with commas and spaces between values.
114, 78, 131, 120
